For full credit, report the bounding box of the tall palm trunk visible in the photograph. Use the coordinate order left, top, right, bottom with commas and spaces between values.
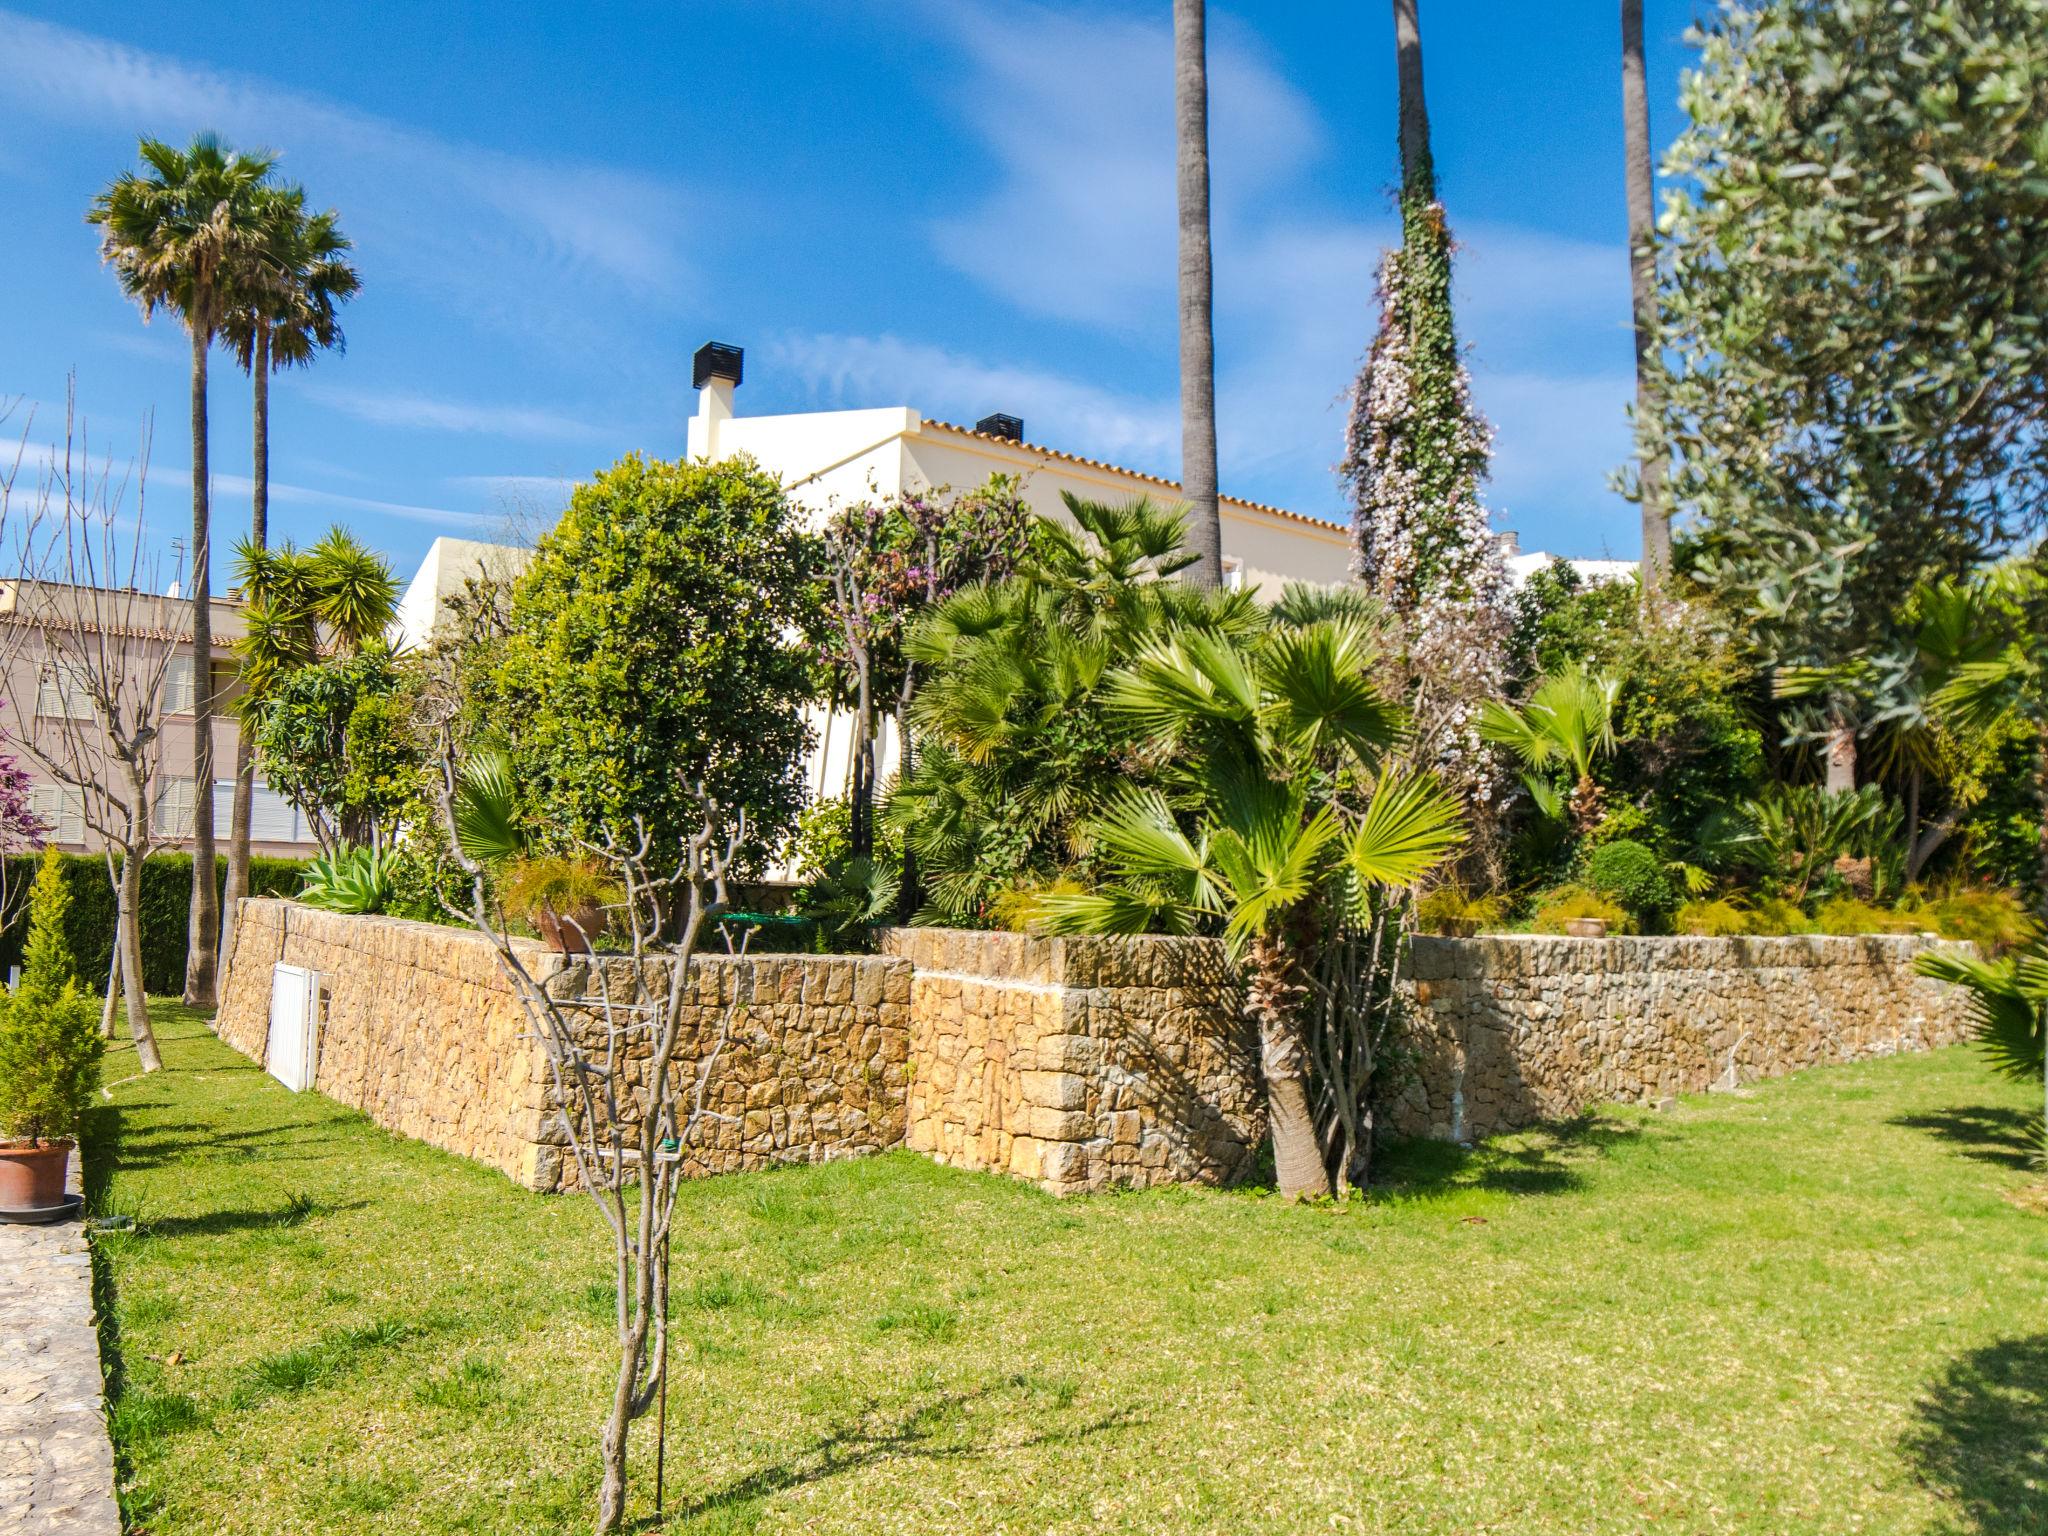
185, 323, 220, 1008
1246, 932, 1330, 1199
1173, 0, 1223, 590
1622, 0, 1671, 596
1824, 710, 1857, 794
221, 326, 267, 976
1392, 0, 1434, 200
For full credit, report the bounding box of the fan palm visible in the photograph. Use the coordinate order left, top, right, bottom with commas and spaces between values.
1478, 663, 1623, 833
1916, 943, 2047, 1163
90, 132, 276, 1007
1036, 616, 1464, 1199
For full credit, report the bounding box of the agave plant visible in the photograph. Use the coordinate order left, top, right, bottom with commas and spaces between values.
1478, 663, 1624, 834
1917, 942, 2047, 1164
297, 844, 401, 914
1035, 615, 1464, 1199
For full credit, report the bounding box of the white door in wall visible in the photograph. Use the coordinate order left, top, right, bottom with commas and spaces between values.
267, 964, 323, 1092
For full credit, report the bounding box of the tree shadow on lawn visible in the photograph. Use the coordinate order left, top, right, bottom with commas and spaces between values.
109, 1117, 362, 1172
1890, 1106, 2039, 1171
1902, 1333, 2048, 1535
1370, 1113, 1647, 1201
645, 1380, 1143, 1531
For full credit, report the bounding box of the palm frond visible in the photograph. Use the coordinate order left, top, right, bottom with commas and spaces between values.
1345, 773, 1466, 889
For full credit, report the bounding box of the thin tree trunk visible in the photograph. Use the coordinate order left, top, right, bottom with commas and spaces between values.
117, 839, 162, 1073
101, 907, 122, 1042
221, 329, 269, 974
1621, 0, 1670, 596
1173, 0, 1224, 590
185, 325, 220, 1008
1824, 713, 1857, 794
1392, 0, 1435, 201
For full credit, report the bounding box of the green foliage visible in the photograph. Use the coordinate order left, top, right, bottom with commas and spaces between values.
1414, 886, 1507, 936
1529, 887, 1632, 936
498, 857, 618, 930
380, 848, 471, 927
1915, 943, 2047, 1154
1674, 897, 1751, 937
298, 846, 402, 915
254, 648, 419, 849
1919, 884, 2043, 953
1652, 0, 2048, 682
1813, 897, 1925, 937
1584, 839, 1676, 921
0, 848, 104, 1142
0, 854, 303, 996
1736, 784, 1898, 900
890, 496, 1260, 926
488, 454, 821, 870
793, 856, 899, 954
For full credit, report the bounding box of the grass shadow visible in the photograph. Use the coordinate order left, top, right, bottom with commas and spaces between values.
644, 1379, 1141, 1530
1891, 1106, 2040, 1172
138, 1196, 369, 1240
1372, 1113, 1647, 1202
1901, 1333, 2048, 1534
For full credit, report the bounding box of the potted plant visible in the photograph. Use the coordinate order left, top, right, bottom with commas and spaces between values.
502, 855, 619, 955
0, 848, 105, 1216
1415, 885, 1507, 939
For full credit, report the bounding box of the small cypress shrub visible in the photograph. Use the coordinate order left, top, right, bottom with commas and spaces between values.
0, 847, 105, 1143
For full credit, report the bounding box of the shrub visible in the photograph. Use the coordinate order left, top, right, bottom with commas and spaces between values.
0, 853, 304, 996
1741, 895, 1815, 936
489, 453, 822, 873
298, 846, 403, 915
0, 848, 104, 1143
1531, 885, 1632, 935
1415, 886, 1509, 936
1921, 885, 2042, 953
1674, 897, 1750, 937
1813, 897, 1925, 937
1583, 839, 1675, 920
500, 856, 619, 933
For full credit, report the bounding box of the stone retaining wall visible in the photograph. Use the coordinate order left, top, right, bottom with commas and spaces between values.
216, 903, 1977, 1196
218, 901, 911, 1191
882, 929, 1261, 1196
1394, 933, 1976, 1143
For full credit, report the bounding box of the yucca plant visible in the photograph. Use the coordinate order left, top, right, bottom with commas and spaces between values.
1036, 616, 1464, 1198
1478, 663, 1624, 834
297, 844, 401, 915
1917, 943, 2047, 1165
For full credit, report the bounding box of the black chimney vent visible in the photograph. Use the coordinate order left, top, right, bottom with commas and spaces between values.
976, 412, 1024, 442
693, 341, 744, 390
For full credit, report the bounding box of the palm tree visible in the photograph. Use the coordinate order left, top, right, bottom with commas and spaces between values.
218, 187, 359, 962
89, 133, 276, 1008
1037, 616, 1465, 1198
1917, 943, 2047, 1165
1173, 0, 1224, 590
1392, 0, 1434, 199
1622, 0, 1671, 595
1478, 664, 1624, 834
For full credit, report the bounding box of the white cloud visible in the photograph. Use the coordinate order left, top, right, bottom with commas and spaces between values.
300, 384, 602, 442
197, 471, 497, 530
0, 13, 695, 340
768, 332, 1178, 468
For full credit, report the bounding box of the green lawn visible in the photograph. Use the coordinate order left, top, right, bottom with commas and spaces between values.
89, 1005, 2046, 1535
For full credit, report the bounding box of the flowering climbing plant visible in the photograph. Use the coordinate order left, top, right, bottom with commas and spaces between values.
1341, 195, 1513, 866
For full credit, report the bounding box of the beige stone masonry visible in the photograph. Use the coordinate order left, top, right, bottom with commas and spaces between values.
216, 903, 1977, 1197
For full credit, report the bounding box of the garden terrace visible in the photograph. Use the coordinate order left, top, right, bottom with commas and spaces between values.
91, 1004, 2048, 1534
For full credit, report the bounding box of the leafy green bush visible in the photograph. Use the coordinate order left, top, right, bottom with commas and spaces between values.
1415, 886, 1508, 936
1740, 896, 1816, 935
1530, 886, 1632, 935
1919, 885, 2042, 953
0, 853, 304, 996
0, 849, 104, 1143
1583, 839, 1675, 921
1813, 897, 1925, 937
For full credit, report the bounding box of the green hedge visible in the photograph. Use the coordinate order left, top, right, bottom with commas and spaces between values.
0, 854, 306, 996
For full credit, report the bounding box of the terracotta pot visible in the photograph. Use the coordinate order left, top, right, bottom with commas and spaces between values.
1437, 918, 1479, 939
1565, 917, 1610, 939
535, 902, 605, 956
0, 1139, 72, 1211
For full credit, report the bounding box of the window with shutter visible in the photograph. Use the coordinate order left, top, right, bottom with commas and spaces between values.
30, 784, 86, 845
163, 655, 197, 714
249, 785, 305, 844
153, 777, 196, 839
37, 670, 94, 721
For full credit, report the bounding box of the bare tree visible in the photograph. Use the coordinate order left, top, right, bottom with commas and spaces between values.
0, 403, 184, 1073
426, 709, 744, 1534
1622, 0, 1671, 595
1174, 0, 1224, 589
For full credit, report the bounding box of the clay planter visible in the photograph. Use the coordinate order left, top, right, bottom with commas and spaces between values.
1436, 919, 1480, 939
535, 902, 605, 956
1565, 917, 1610, 939
0, 1139, 72, 1212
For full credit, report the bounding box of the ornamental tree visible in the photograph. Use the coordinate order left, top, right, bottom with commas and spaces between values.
491, 454, 822, 872
1649, 0, 2048, 785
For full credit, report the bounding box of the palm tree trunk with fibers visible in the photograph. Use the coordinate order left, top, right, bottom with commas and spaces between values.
1621, 0, 1670, 596
1247, 932, 1331, 1199
185, 323, 221, 1007
1173, 0, 1224, 590
1392, 0, 1435, 201
220, 326, 267, 975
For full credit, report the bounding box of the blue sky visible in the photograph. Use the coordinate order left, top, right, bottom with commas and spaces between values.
0, 1, 1704, 580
